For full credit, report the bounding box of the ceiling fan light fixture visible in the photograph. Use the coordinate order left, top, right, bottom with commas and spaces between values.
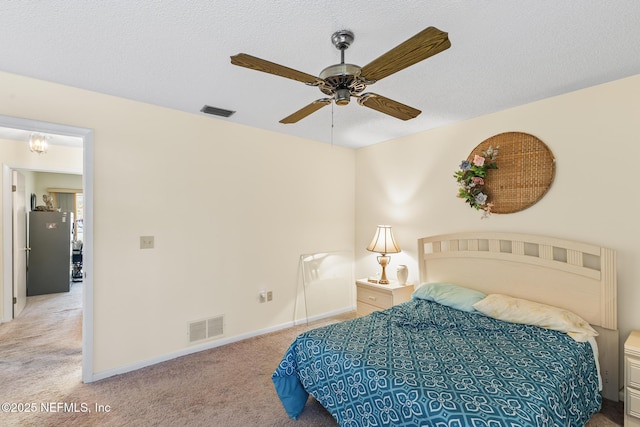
335, 88, 351, 105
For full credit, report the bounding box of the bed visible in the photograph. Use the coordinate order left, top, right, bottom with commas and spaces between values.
273, 232, 618, 426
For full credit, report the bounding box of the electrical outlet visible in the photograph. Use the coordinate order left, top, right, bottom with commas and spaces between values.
140, 236, 154, 249
267, 291, 273, 302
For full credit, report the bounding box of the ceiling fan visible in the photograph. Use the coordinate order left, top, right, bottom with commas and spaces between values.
230, 26, 451, 124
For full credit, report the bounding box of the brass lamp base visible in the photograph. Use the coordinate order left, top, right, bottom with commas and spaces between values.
377, 254, 390, 284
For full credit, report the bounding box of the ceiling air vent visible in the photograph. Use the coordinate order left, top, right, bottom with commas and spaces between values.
200, 105, 235, 118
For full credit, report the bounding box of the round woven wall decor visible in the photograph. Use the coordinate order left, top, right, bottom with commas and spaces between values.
467, 132, 555, 214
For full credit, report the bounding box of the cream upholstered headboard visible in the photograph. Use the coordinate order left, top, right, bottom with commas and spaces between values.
417, 232, 618, 400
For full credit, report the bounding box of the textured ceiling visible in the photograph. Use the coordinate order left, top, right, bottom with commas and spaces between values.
1, 1, 640, 149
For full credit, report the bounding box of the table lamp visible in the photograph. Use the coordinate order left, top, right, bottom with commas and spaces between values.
366, 225, 401, 284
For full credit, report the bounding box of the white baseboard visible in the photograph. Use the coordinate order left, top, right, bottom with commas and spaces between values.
88, 305, 355, 383
293, 305, 355, 326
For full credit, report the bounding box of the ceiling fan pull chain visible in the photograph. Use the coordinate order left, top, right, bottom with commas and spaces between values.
331, 102, 334, 146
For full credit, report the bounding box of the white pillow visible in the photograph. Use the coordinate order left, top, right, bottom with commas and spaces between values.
472, 294, 598, 342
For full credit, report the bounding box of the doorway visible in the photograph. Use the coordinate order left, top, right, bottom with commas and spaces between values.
0, 114, 94, 383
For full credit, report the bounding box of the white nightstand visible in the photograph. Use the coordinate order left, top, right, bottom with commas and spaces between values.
625, 331, 640, 426
355, 279, 414, 316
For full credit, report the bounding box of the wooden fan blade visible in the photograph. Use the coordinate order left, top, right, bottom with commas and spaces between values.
280, 99, 332, 124
230, 53, 320, 85
360, 26, 450, 82
358, 93, 421, 121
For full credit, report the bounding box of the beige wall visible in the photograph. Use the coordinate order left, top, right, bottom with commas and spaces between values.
355, 74, 640, 381
33, 171, 83, 201
0, 71, 355, 376
0, 139, 82, 174
3, 68, 638, 381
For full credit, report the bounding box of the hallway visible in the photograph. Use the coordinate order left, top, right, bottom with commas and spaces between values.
0, 282, 83, 414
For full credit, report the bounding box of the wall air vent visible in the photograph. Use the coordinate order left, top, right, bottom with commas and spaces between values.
188, 315, 224, 344
200, 105, 236, 117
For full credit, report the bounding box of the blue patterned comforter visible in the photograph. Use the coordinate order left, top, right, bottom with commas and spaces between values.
272, 299, 601, 426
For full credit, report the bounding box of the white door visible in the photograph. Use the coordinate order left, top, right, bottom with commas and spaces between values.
12, 170, 27, 317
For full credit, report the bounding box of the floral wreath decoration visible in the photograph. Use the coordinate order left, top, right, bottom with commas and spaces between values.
454, 146, 498, 218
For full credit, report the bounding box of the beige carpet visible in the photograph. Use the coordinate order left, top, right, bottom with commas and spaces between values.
0, 282, 623, 426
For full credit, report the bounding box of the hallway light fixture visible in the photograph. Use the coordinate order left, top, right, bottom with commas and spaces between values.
29, 132, 49, 154
366, 225, 401, 284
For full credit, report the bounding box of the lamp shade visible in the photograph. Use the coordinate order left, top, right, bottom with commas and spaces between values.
366, 225, 401, 254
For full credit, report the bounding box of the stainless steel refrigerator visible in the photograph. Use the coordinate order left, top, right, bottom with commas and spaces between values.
27, 211, 73, 296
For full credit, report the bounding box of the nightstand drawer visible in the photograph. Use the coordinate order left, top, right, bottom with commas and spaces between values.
628, 387, 640, 418
629, 357, 640, 390
357, 301, 382, 317
357, 287, 392, 309
626, 331, 640, 426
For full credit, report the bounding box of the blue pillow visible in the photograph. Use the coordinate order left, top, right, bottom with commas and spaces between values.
412, 282, 486, 312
